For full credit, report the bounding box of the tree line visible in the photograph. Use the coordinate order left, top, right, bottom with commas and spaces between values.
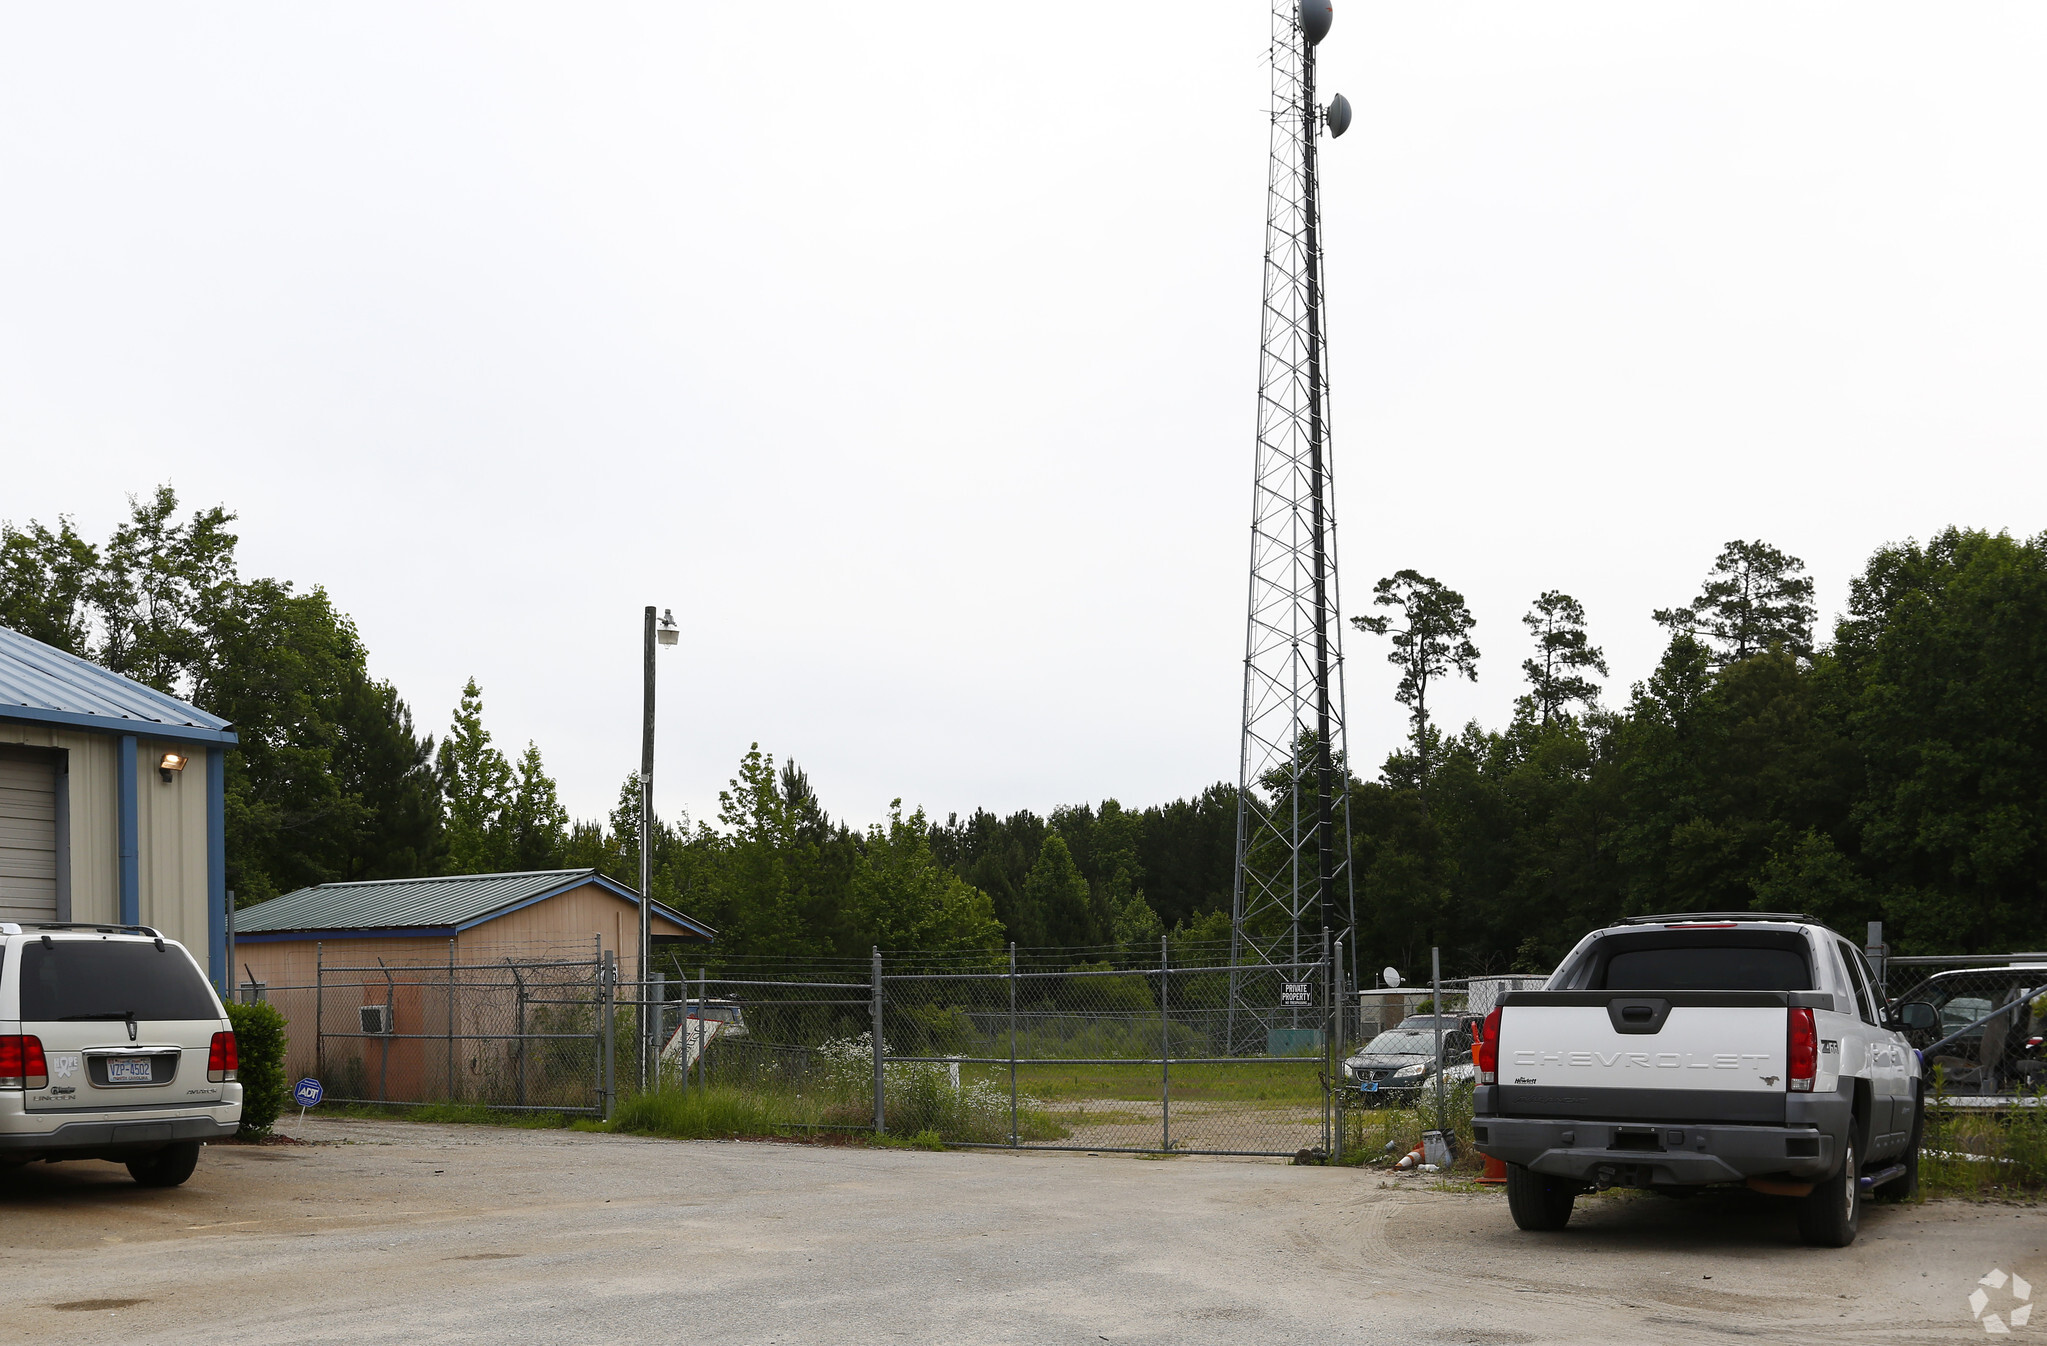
6, 489, 2045, 969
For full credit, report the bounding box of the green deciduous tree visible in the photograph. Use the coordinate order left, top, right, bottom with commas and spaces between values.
851, 801, 1003, 954
1828, 528, 2047, 951
0, 515, 98, 653
96, 485, 240, 695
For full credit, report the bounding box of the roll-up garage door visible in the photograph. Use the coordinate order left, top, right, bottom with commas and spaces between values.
0, 752, 59, 922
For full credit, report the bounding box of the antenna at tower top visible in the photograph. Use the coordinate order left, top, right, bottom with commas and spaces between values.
1299, 0, 1333, 45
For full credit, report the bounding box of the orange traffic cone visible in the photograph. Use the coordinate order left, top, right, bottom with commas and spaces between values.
1479, 1153, 1508, 1185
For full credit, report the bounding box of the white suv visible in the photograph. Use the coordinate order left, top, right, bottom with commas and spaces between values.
1, 922, 242, 1186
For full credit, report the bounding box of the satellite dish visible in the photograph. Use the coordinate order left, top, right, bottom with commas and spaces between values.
1298, 0, 1333, 45
1382, 967, 1401, 988
1325, 94, 1352, 138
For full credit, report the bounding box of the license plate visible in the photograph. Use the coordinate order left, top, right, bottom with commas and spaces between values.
1361, 1081, 1378, 1093
107, 1058, 154, 1083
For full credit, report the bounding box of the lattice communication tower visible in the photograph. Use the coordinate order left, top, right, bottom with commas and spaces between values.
1229, 0, 1356, 1029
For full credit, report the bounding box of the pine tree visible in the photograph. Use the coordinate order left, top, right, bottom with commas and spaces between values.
1521, 590, 1609, 725
1023, 834, 1095, 948
436, 678, 514, 874
1653, 539, 1816, 663
1352, 570, 1480, 778
502, 742, 569, 871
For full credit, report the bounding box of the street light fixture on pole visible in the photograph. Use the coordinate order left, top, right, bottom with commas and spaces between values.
640, 604, 679, 1092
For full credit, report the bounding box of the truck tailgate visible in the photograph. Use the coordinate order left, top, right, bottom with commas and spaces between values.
1494, 991, 1814, 1125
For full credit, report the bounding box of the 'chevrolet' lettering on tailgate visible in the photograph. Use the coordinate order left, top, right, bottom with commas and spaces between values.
1510, 1050, 1773, 1070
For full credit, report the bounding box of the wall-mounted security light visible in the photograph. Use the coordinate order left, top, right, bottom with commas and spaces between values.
158, 751, 188, 783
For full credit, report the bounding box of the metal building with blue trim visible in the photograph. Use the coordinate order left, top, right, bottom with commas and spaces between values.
0, 624, 238, 987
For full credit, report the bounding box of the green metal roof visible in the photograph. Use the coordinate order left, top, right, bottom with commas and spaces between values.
233, 869, 714, 939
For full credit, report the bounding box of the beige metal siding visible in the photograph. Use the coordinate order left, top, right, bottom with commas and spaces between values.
135, 736, 211, 948
0, 750, 58, 921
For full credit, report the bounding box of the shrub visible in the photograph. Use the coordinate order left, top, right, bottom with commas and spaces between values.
225, 1001, 290, 1138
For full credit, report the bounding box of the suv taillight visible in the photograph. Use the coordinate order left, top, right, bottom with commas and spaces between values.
1476, 1007, 1502, 1085
208, 1031, 238, 1083
0, 1036, 47, 1090
1788, 1007, 1817, 1092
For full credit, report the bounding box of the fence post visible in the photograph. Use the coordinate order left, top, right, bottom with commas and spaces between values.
446, 938, 456, 1103
377, 958, 393, 1103
511, 962, 528, 1109
1431, 946, 1446, 1136
1161, 933, 1171, 1155
1008, 941, 1018, 1148
696, 966, 707, 1096
871, 947, 885, 1136
602, 949, 617, 1121
314, 941, 324, 1085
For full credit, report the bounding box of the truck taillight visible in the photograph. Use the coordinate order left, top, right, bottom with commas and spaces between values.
1476, 1007, 1502, 1085
0, 1036, 47, 1090
208, 1031, 238, 1083
1788, 1007, 1817, 1092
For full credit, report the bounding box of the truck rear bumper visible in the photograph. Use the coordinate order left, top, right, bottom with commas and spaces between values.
1473, 1115, 1839, 1184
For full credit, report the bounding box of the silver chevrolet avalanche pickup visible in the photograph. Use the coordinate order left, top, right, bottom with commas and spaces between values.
0, 923, 242, 1187
1471, 913, 1938, 1247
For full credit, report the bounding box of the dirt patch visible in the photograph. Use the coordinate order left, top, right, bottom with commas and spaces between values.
5, 1119, 2043, 1344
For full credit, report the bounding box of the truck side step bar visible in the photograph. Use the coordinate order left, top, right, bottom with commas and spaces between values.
1857, 1163, 1908, 1193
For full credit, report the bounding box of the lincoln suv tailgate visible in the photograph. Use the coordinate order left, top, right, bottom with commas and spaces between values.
17, 936, 226, 1112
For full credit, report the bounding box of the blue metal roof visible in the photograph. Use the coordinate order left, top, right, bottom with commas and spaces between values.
234, 868, 716, 940
0, 624, 238, 745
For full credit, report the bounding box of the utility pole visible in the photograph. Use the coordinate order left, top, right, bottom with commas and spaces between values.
638, 605, 678, 1091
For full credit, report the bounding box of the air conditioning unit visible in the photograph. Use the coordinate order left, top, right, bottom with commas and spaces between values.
359, 1004, 392, 1035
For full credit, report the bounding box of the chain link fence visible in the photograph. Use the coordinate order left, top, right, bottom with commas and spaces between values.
249, 942, 614, 1115
239, 940, 1373, 1154
1880, 953, 2047, 1102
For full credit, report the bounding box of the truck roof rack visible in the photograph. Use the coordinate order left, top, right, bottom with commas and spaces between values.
15, 921, 164, 938
1617, 912, 1820, 926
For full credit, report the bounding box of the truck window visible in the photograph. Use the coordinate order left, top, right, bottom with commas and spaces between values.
1578, 930, 1813, 991
1834, 940, 1879, 1024
21, 940, 218, 1022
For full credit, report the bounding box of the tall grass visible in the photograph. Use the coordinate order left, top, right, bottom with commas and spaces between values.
606, 1085, 810, 1140
1340, 1082, 1482, 1172
1921, 1081, 2047, 1199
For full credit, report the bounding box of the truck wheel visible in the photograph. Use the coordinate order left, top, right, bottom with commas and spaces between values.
127, 1142, 201, 1189
1505, 1162, 1577, 1231
1795, 1130, 1860, 1247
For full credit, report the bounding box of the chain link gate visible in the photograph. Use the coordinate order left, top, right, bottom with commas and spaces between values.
877, 941, 1337, 1157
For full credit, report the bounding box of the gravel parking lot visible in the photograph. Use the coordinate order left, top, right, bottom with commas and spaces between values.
2, 1118, 2041, 1344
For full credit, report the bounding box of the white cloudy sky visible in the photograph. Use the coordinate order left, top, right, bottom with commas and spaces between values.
3, 3, 2043, 830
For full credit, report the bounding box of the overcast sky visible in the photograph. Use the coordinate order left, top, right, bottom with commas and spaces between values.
4, 3, 2044, 831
